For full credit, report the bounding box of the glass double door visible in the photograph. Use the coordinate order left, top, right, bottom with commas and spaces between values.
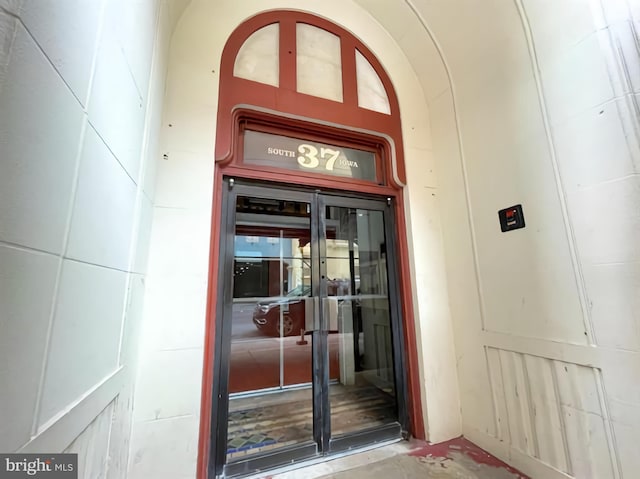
214, 181, 407, 478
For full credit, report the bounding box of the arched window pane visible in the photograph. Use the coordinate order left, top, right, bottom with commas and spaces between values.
234, 23, 279, 87
297, 23, 343, 102
356, 49, 390, 114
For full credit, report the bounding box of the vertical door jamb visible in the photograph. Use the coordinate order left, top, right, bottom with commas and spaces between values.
315, 193, 332, 453
210, 178, 238, 478
383, 198, 410, 436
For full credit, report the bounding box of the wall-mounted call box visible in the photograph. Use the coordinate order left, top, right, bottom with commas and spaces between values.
498, 204, 525, 232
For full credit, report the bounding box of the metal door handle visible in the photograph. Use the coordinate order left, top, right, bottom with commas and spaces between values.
305, 296, 320, 332
314, 296, 320, 331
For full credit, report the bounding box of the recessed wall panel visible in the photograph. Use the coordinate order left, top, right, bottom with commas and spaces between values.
38, 261, 127, 427
0, 246, 58, 451
486, 347, 616, 477
64, 401, 115, 478
0, 23, 84, 254
20, 0, 103, 105
66, 125, 138, 272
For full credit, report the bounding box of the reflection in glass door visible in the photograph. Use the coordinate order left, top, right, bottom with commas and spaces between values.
226, 195, 318, 465
216, 182, 407, 478
319, 200, 399, 448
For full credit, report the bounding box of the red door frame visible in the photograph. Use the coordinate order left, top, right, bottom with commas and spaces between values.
196, 11, 424, 478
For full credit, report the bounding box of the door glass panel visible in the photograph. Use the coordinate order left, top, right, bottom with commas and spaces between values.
323, 206, 398, 437
221, 189, 403, 473
226, 196, 315, 461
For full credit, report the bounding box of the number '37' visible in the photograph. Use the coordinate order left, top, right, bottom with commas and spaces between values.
297, 144, 340, 171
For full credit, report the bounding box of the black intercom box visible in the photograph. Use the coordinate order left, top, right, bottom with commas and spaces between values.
498, 204, 525, 232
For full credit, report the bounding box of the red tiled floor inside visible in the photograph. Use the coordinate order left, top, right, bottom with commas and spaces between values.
229, 335, 340, 393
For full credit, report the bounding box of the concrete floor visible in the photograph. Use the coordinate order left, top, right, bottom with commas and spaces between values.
259, 438, 529, 479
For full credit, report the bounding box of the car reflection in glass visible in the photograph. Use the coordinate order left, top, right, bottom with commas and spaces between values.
252, 285, 311, 337
252, 281, 352, 337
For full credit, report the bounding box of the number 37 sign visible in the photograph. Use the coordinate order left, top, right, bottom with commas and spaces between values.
243, 130, 378, 182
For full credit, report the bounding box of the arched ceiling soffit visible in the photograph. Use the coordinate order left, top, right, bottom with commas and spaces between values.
166, 0, 191, 34
170, 1, 460, 187
355, 0, 545, 106
175, 0, 532, 107
174, 0, 450, 106
172, 1, 546, 124
353, 0, 451, 103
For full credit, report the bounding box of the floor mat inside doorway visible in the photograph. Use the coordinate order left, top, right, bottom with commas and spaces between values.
226, 385, 397, 460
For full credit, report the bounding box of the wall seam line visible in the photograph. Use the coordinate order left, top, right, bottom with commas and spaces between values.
0, 8, 20, 99
512, 0, 595, 344
549, 358, 572, 474
16, 17, 86, 111
62, 257, 132, 275
86, 119, 140, 186
484, 347, 503, 441
497, 350, 513, 449
594, 367, 623, 478
0, 5, 19, 18
0, 241, 59, 256
404, 0, 488, 334
520, 355, 540, 459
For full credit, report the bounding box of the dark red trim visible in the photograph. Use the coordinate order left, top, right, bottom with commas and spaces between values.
221, 164, 395, 196
395, 189, 425, 440
197, 168, 224, 479
215, 10, 406, 186
341, 36, 358, 108
279, 18, 296, 92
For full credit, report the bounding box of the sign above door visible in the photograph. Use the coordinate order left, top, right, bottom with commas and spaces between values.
243, 130, 378, 182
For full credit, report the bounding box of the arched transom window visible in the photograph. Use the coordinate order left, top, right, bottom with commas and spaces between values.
216, 11, 406, 186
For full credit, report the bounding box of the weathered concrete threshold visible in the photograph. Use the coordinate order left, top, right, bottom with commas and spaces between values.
266, 438, 529, 479
318, 438, 528, 479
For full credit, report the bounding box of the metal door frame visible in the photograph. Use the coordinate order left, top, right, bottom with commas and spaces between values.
317, 193, 409, 454
210, 179, 409, 478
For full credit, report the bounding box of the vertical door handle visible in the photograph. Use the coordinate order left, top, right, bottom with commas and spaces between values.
314, 296, 321, 331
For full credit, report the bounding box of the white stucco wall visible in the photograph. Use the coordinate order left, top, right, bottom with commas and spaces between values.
0, 0, 171, 477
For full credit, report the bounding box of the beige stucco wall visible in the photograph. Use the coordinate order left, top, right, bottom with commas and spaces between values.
129, 1, 460, 477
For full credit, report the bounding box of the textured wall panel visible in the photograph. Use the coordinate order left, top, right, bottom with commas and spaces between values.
64, 401, 115, 479
499, 349, 536, 456
487, 347, 616, 477
523, 354, 567, 472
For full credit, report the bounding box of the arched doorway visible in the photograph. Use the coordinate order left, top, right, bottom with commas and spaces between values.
198, 11, 422, 478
